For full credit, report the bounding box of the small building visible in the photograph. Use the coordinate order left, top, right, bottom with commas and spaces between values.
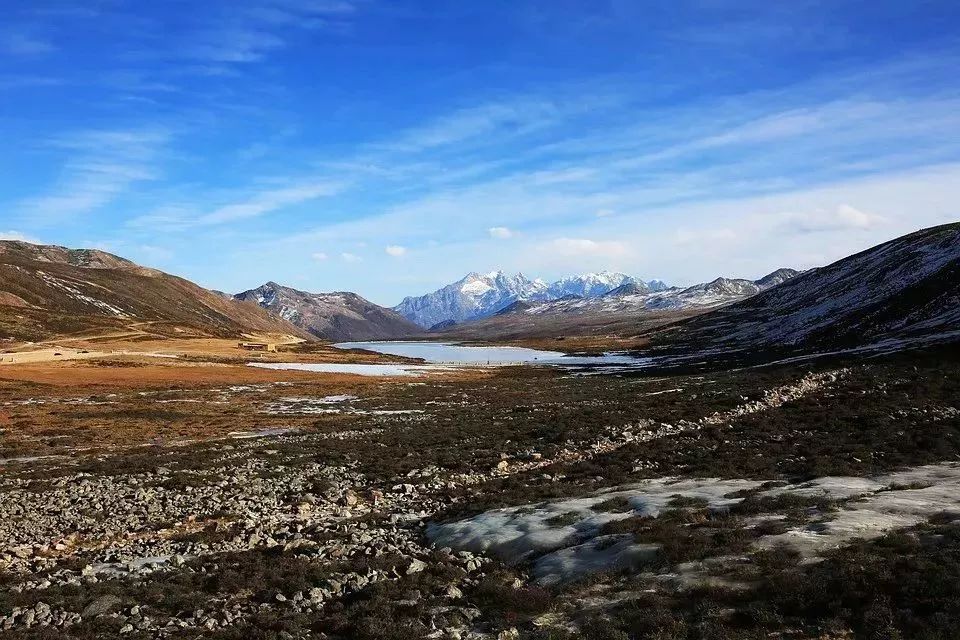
238, 341, 277, 353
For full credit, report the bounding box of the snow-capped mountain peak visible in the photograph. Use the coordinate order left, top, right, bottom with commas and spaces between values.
548, 271, 637, 298
459, 273, 496, 296
487, 268, 803, 319
395, 270, 659, 328
646, 279, 670, 292
394, 271, 552, 328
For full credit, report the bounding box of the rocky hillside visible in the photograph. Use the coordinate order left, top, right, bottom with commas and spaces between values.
657, 223, 960, 353
0, 241, 305, 341
236, 282, 420, 342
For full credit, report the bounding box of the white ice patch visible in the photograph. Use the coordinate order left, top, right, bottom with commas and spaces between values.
227, 427, 300, 439
249, 362, 455, 377
533, 536, 660, 586
36, 271, 129, 317
430, 462, 960, 585
757, 463, 960, 557
428, 478, 760, 566
260, 395, 360, 415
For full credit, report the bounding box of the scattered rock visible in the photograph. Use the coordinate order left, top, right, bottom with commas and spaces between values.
82, 594, 122, 619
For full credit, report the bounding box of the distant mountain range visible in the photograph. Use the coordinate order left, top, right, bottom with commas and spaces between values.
510, 268, 799, 317
429, 268, 800, 342
235, 282, 419, 342
5, 223, 955, 354
393, 269, 798, 329
394, 271, 671, 328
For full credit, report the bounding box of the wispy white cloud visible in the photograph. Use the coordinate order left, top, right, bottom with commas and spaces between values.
178, 0, 361, 64
488, 226, 514, 239
674, 227, 738, 246
542, 237, 629, 258
197, 181, 343, 226
0, 31, 55, 56
341, 252, 361, 263
382, 99, 563, 153
187, 28, 285, 63
780, 204, 883, 233
311, 251, 329, 261
385, 245, 407, 257
18, 128, 169, 224
128, 178, 345, 232
0, 230, 41, 244
0, 75, 64, 90
133, 244, 174, 263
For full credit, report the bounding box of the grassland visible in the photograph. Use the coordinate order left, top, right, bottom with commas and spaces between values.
0, 339, 958, 638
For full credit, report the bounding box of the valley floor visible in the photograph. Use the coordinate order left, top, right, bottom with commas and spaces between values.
1, 341, 959, 639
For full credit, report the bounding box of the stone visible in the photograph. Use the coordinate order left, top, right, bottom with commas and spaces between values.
82, 595, 122, 619
406, 558, 428, 574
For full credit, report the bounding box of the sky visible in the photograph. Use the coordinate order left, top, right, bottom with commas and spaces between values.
1, 0, 959, 306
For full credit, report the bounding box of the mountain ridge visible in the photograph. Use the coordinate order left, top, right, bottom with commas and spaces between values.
236, 281, 420, 342
0, 241, 306, 342
651, 223, 960, 355
430, 268, 799, 342
394, 271, 670, 328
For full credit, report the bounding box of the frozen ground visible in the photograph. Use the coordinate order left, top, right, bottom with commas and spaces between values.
430, 462, 960, 585
248, 362, 457, 377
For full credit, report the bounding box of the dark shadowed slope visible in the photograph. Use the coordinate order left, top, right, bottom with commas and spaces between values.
236, 282, 420, 341
654, 223, 960, 354
0, 241, 307, 341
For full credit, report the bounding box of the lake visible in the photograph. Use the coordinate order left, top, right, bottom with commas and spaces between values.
332, 341, 649, 367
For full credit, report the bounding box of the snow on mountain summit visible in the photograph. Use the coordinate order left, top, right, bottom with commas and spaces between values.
395, 271, 551, 328
503, 268, 802, 318
548, 271, 637, 298
395, 270, 665, 328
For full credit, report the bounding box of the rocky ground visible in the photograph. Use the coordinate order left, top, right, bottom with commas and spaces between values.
1, 348, 959, 638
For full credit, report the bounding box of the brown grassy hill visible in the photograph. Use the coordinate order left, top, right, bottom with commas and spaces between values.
0, 241, 310, 342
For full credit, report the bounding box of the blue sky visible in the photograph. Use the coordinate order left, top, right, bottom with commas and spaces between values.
2, 0, 959, 305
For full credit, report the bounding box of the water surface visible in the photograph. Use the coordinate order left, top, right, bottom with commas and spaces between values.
332, 341, 649, 367
248, 362, 448, 377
